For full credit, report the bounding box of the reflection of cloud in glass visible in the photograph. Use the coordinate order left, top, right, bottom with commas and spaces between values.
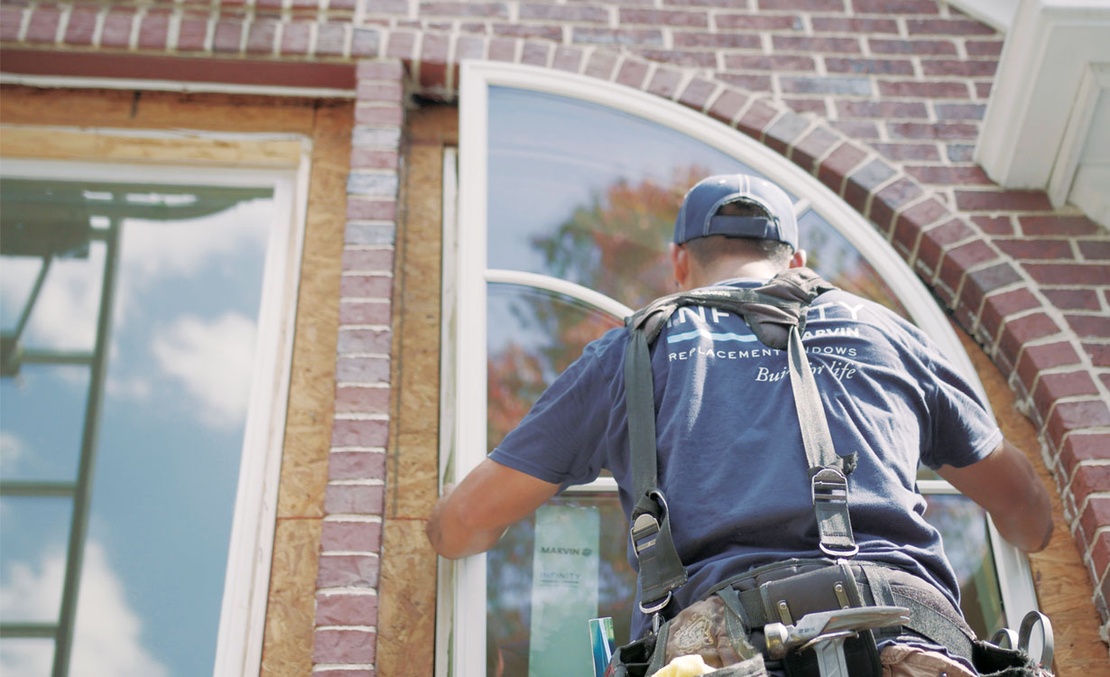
151, 312, 257, 429
0, 249, 104, 352
0, 541, 169, 677
0, 430, 27, 473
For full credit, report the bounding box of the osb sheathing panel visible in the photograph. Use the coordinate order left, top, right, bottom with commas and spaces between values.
0, 86, 353, 676
375, 104, 458, 677
955, 326, 1107, 672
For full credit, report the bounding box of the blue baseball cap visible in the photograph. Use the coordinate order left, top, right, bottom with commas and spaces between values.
673, 174, 798, 251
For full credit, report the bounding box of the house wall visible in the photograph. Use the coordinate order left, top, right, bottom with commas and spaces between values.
2, 0, 1108, 674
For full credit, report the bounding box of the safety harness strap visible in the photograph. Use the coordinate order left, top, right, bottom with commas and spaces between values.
624, 268, 850, 618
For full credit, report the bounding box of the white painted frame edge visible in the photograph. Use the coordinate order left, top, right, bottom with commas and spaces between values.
976, 0, 1110, 189
0, 154, 309, 677
448, 61, 1036, 676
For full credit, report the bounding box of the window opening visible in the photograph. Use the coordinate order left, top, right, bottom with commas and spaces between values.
444, 61, 1037, 677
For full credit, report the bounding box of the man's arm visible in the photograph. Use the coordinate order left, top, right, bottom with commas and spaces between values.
426, 458, 560, 559
936, 439, 1053, 553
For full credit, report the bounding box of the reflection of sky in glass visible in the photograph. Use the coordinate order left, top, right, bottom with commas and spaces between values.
488, 86, 759, 277
0, 183, 272, 676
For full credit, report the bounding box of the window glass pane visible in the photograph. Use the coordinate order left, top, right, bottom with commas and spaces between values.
487, 492, 636, 677
0, 177, 274, 676
925, 494, 1002, 638
487, 283, 622, 450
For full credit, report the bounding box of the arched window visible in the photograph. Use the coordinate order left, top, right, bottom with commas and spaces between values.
438, 61, 1037, 677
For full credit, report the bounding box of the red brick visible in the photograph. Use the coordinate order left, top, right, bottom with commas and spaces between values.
764, 112, 811, 156
356, 59, 403, 80
852, 0, 938, 12
0, 6, 24, 42
879, 80, 970, 98
921, 59, 998, 77
892, 197, 949, 255
334, 383, 391, 413
1091, 533, 1110, 593
356, 80, 404, 103
817, 143, 868, 194
1059, 433, 1110, 480
645, 67, 682, 98
888, 122, 979, 141
673, 32, 760, 49
838, 100, 928, 119
384, 28, 416, 59
706, 88, 749, 125
999, 314, 1065, 375
826, 57, 914, 75
620, 8, 708, 27
346, 198, 397, 223
906, 17, 996, 36
175, 17, 209, 52
760, 0, 843, 10
1066, 314, 1110, 339
1079, 238, 1110, 261
995, 238, 1074, 261
329, 450, 388, 481
1072, 463, 1110, 502
725, 55, 816, 72
1034, 370, 1100, 418
870, 177, 924, 233
420, 1, 507, 18
933, 103, 987, 121
1019, 214, 1104, 236
24, 6, 60, 43
1044, 289, 1101, 311
324, 483, 386, 516
1024, 262, 1110, 286
1046, 401, 1110, 452
615, 59, 650, 88
519, 4, 608, 22
906, 165, 991, 186
938, 238, 999, 291
321, 520, 383, 553
336, 327, 392, 355
517, 40, 549, 66
812, 16, 899, 33
1014, 341, 1082, 395
340, 274, 393, 299
789, 126, 840, 172
137, 11, 170, 50
875, 144, 941, 163
574, 27, 665, 47
971, 215, 1014, 236
313, 628, 376, 664
316, 592, 379, 626
773, 35, 861, 53
244, 18, 278, 54
831, 119, 879, 140
869, 38, 957, 56
63, 6, 98, 45
331, 419, 389, 448
718, 72, 773, 93
336, 356, 391, 384
211, 19, 243, 53
585, 49, 619, 79
842, 157, 896, 213
339, 279, 391, 311
552, 45, 585, 73
955, 190, 1053, 212
965, 39, 1004, 57
737, 99, 778, 138
678, 77, 717, 110
716, 13, 797, 30
314, 671, 373, 677
959, 262, 1023, 335
316, 21, 347, 56
355, 104, 404, 126
979, 288, 1040, 342
342, 247, 395, 273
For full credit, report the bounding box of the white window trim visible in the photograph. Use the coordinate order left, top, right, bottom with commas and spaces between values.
0, 152, 310, 677
975, 0, 1110, 196
441, 61, 1037, 676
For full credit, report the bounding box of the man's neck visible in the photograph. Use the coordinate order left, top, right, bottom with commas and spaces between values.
686, 259, 784, 289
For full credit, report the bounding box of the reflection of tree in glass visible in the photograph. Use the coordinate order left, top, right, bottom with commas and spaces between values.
487, 169, 707, 450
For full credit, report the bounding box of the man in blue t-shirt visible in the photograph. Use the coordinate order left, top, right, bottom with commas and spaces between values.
426, 174, 1053, 674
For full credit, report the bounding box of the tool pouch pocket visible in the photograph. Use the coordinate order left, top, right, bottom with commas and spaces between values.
756, 564, 882, 677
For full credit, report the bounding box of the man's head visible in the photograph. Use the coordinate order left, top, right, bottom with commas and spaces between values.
673, 174, 798, 250
670, 174, 804, 288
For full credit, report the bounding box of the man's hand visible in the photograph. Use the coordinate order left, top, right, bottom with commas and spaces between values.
426, 458, 560, 559
937, 440, 1054, 552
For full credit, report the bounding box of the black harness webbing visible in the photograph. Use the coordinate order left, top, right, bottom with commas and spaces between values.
623, 267, 854, 619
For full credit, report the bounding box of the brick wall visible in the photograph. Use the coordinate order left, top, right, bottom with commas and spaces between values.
2, 0, 1107, 672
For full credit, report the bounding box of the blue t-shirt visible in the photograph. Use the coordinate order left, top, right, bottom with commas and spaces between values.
490, 279, 1001, 639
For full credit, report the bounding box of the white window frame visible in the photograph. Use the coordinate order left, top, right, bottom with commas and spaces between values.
439, 61, 1037, 677
0, 151, 310, 677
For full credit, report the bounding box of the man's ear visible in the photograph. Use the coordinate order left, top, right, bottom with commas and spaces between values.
789, 249, 808, 269
670, 243, 690, 289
